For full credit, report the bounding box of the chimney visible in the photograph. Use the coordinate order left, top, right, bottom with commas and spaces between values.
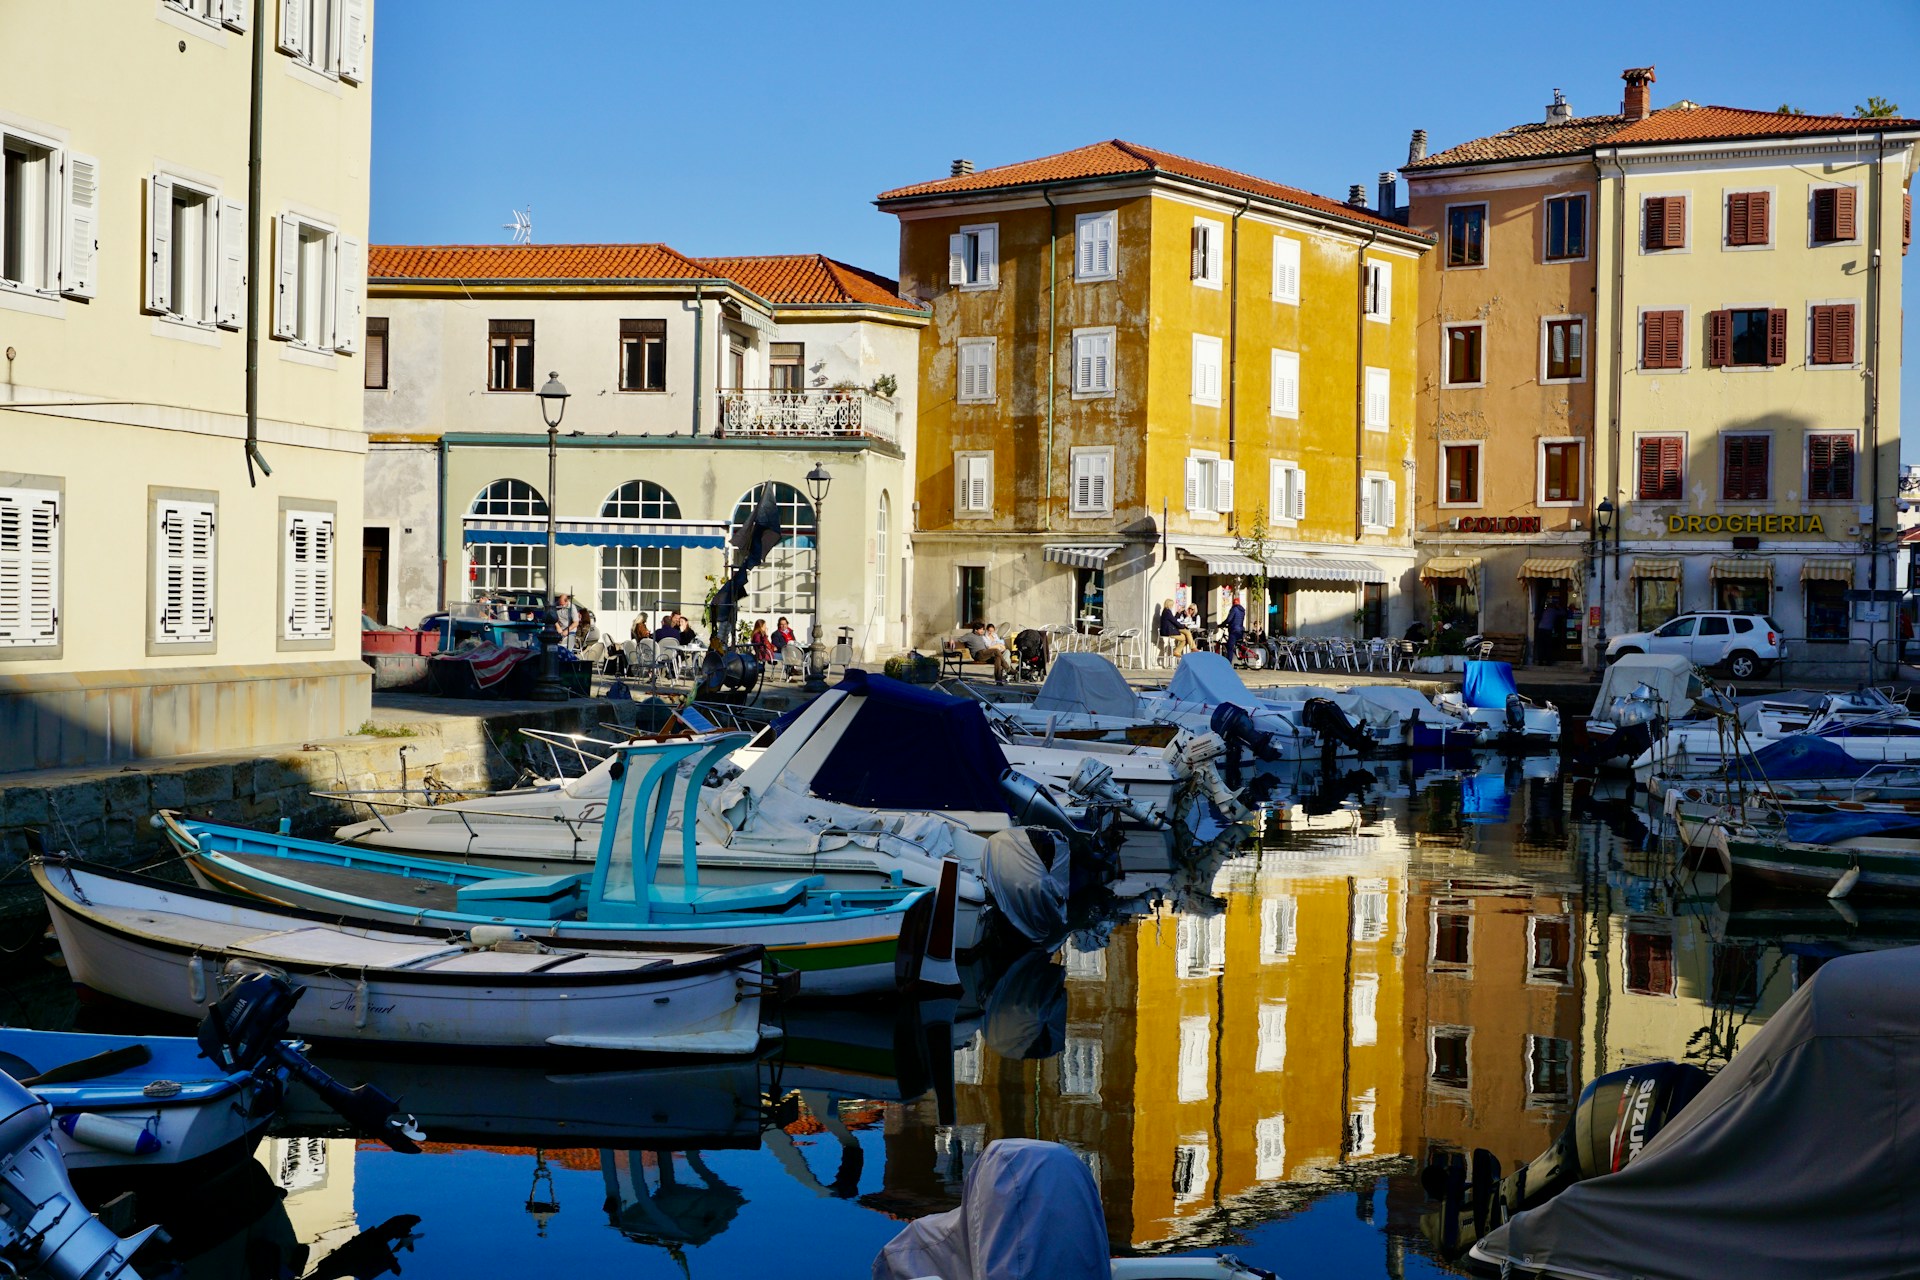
1621, 66, 1656, 120
1546, 88, 1573, 126
950, 158, 974, 177
1347, 183, 1368, 208
1377, 171, 1398, 214
1408, 129, 1428, 164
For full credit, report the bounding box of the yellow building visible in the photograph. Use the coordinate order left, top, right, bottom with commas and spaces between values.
0, 0, 375, 771
876, 142, 1431, 648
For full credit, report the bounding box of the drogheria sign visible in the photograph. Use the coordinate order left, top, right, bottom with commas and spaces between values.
1664, 514, 1826, 535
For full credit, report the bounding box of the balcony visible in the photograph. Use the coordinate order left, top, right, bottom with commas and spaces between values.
716, 388, 897, 442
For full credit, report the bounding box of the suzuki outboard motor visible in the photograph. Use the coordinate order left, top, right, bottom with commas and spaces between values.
1300, 697, 1374, 761
0, 1072, 159, 1280
1505, 693, 1528, 734
998, 768, 1084, 839
1066, 757, 1165, 829
1209, 702, 1281, 763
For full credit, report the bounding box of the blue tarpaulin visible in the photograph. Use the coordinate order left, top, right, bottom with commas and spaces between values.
1729, 734, 1874, 783
809, 669, 1012, 813
1460, 660, 1520, 711
1781, 808, 1920, 845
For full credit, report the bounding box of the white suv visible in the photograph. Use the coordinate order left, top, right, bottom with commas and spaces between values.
1605, 612, 1784, 680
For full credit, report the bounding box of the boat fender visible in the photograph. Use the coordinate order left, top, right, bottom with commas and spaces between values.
1829, 862, 1861, 901
354, 978, 370, 1029
468, 925, 526, 946
56, 1112, 162, 1156
188, 954, 207, 1005
142, 1080, 182, 1099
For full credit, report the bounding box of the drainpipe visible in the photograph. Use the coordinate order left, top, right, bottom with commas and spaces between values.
436, 435, 449, 610
1042, 191, 1059, 532
1227, 196, 1251, 492
1602, 146, 1629, 662
690, 283, 705, 436
1353, 229, 1379, 539
243, 8, 270, 484
1866, 132, 1886, 676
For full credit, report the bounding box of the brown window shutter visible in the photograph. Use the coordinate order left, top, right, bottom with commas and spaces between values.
1750, 191, 1770, 244
1832, 304, 1855, 364
1809, 434, 1828, 497
1812, 188, 1836, 242
1833, 435, 1855, 498
1707, 310, 1731, 367
1663, 196, 1686, 248
1638, 439, 1659, 498
1661, 437, 1682, 498
1727, 193, 1749, 246
1904, 191, 1912, 253
1641, 313, 1661, 368
1643, 198, 1665, 250
1834, 186, 1857, 240
1661, 311, 1683, 368
1810, 306, 1834, 364
1722, 438, 1741, 499
1767, 308, 1788, 365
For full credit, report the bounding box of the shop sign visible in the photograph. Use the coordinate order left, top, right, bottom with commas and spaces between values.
1664, 514, 1824, 535
1452, 516, 1542, 533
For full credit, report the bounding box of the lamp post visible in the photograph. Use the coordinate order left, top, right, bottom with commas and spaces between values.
527, 372, 571, 702
803, 462, 833, 693
1592, 496, 1616, 673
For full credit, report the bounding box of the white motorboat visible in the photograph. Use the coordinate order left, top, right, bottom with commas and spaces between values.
1632, 687, 1920, 785
36, 858, 778, 1055
1582, 653, 1713, 766
1432, 660, 1560, 748
1259, 683, 1481, 754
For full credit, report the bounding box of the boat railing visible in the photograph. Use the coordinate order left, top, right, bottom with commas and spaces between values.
312, 788, 604, 847
516, 728, 627, 780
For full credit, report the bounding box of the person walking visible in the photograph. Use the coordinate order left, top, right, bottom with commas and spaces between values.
1535, 600, 1565, 666
1225, 593, 1247, 664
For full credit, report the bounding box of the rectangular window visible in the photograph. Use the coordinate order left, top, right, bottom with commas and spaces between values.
1636, 435, 1685, 500
1638, 577, 1679, 631
1443, 324, 1483, 386
599, 546, 681, 614
1360, 472, 1395, 530
1432, 908, 1471, 969
1184, 453, 1231, 516
1069, 448, 1112, 515
1442, 443, 1481, 505
1643, 195, 1687, 250
1271, 235, 1300, 303
466, 543, 546, 599
768, 341, 803, 391
1192, 334, 1223, 406
1711, 944, 1764, 1005
1177, 1014, 1210, 1101
153, 498, 216, 646
1354, 884, 1389, 942
1364, 366, 1390, 430
1075, 210, 1116, 282
947, 223, 998, 288
1529, 916, 1572, 983
955, 452, 992, 516
0, 487, 60, 651
279, 0, 366, 81
1059, 1036, 1103, 1099
1260, 896, 1297, 961
1364, 259, 1391, 321
1640, 309, 1685, 370
2, 133, 59, 295
1430, 1028, 1470, 1088
1726, 190, 1771, 246
1544, 317, 1586, 381
1809, 303, 1857, 366
1723, 434, 1770, 500
1527, 1036, 1573, 1102
1350, 974, 1379, 1046
619, 319, 668, 391
1269, 461, 1305, 524
1446, 204, 1486, 267
1808, 433, 1856, 501
1541, 440, 1582, 504
281, 507, 334, 642
1545, 194, 1586, 260
1806, 581, 1849, 641
364, 316, 389, 389
1071, 328, 1114, 397
488, 319, 535, 391
1172, 1143, 1208, 1201
957, 338, 995, 403
957, 565, 986, 627
1255, 1114, 1286, 1180
1269, 349, 1299, 417
1710, 308, 1786, 368
1626, 926, 1676, 996
1811, 186, 1858, 243
1191, 218, 1223, 287
146, 174, 235, 327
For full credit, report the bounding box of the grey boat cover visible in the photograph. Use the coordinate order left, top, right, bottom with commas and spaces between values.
1031, 654, 1140, 718
1164, 652, 1262, 711
1474, 946, 1920, 1280
873, 1138, 1110, 1280
979, 829, 1071, 946
1591, 653, 1697, 725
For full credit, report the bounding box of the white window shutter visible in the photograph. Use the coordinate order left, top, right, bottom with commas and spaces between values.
1073, 456, 1091, 511
948, 234, 967, 286
155, 500, 216, 644
1359, 484, 1374, 528
1190, 225, 1205, 279
1185, 458, 1202, 511
975, 227, 997, 284
339, 0, 367, 81
221, 0, 248, 32
333, 236, 360, 352
1372, 261, 1391, 318
1095, 214, 1113, 276
273, 213, 299, 340
1269, 463, 1285, 520
1273, 236, 1299, 302
146, 174, 174, 315
0, 488, 60, 648
972, 457, 990, 512
1215, 459, 1235, 516
284, 511, 335, 640
958, 348, 975, 401
215, 199, 246, 330
1072, 334, 1089, 393
278, 0, 305, 56
977, 343, 993, 400
1090, 452, 1109, 511
1384, 478, 1397, 528
1094, 332, 1110, 392
61, 152, 99, 301
1293, 469, 1307, 520
1207, 230, 1222, 283
1077, 218, 1096, 278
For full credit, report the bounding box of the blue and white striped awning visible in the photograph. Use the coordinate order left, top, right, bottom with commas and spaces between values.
463, 517, 730, 549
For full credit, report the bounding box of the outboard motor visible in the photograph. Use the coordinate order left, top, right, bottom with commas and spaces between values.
0, 1072, 158, 1280
1169, 732, 1247, 822
1066, 757, 1165, 829
1505, 693, 1528, 735
979, 829, 1072, 945
998, 768, 1084, 839
1209, 702, 1282, 763
1300, 697, 1375, 761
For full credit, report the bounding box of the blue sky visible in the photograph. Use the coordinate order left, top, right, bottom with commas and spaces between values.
368, 0, 1919, 439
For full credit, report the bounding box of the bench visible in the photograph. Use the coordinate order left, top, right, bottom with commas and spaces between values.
939, 638, 1003, 677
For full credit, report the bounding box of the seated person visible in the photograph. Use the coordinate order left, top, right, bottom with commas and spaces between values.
959, 622, 1012, 682
751, 619, 776, 663
651, 614, 682, 643
676, 615, 698, 647
571, 609, 601, 652
630, 614, 650, 643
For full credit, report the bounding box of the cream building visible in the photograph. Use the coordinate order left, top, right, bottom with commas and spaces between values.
363, 246, 926, 658
0, 0, 375, 773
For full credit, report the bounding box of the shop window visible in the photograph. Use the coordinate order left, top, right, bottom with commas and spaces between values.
1637, 578, 1679, 631
1715, 577, 1770, 614
1075, 566, 1105, 631
1361, 582, 1386, 639
1806, 581, 1848, 642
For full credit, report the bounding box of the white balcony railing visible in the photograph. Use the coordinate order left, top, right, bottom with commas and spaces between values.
716, 388, 897, 441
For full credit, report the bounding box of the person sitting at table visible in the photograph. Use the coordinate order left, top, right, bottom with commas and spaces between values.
676, 615, 698, 647
570, 609, 602, 652
774, 616, 797, 649
751, 619, 776, 663
1157, 599, 1184, 664
960, 621, 1012, 684
651, 614, 681, 643
630, 614, 650, 644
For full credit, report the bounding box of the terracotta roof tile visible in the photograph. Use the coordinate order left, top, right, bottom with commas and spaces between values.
877, 139, 1420, 236
368, 243, 714, 282
1404, 114, 1628, 171
691, 253, 921, 310
1604, 103, 1920, 145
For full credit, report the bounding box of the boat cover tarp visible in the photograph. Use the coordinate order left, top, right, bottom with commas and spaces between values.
1727, 734, 1874, 783
872, 1138, 1110, 1280
1460, 660, 1519, 710
1475, 947, 1920, 1280
1165, 652, 1262, 710
1592, 654, 1696, 724
811, 670, 1011, 813
982, 947, 1068, 1060
1779, 807, 1920, 845
1030, 653, 1139, 718
979, 829, 1071, 945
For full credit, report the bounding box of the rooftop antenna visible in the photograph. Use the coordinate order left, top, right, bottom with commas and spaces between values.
503, 206, 532, 245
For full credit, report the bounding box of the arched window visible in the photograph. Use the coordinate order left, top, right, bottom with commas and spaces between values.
464, 478, 547, 599
874, 492, 889, 622
598, 481, 684, 616
730, 482, 816, 620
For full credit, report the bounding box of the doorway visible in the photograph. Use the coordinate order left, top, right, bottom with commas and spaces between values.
363, 527, 390, 624
1530, 579, 1575, 665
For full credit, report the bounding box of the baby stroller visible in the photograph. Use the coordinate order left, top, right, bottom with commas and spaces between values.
1011, 628, 1050, 681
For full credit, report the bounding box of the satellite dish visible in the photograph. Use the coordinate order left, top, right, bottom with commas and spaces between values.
503, 207, 532, 245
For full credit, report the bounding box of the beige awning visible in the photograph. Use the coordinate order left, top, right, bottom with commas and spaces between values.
1517, 557, 1581, 580
1630, 558, 1682, 580
1710, 557, 1773, 583
1421, 555, 1481, 580
1801, 557, 1855, 584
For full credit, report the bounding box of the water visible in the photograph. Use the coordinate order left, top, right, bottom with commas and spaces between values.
10, 755, 1884, 1278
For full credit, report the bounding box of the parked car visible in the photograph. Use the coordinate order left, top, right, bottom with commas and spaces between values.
1604, 612, 1784, 679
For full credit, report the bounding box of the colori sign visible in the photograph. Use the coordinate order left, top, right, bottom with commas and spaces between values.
1664, 514, 1825, 535
1453, 516, 1543, 533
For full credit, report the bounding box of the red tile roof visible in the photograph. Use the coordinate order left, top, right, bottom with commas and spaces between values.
1404, 114, 1629, 171
691, 253, 920, 310
876, 139, 1421, 236
368, 243, 714, 282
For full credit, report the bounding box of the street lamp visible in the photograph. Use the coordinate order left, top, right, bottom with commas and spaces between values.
803, 463, 833, 693
528, 372, 571, 702
1591, 497, 1616, 673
